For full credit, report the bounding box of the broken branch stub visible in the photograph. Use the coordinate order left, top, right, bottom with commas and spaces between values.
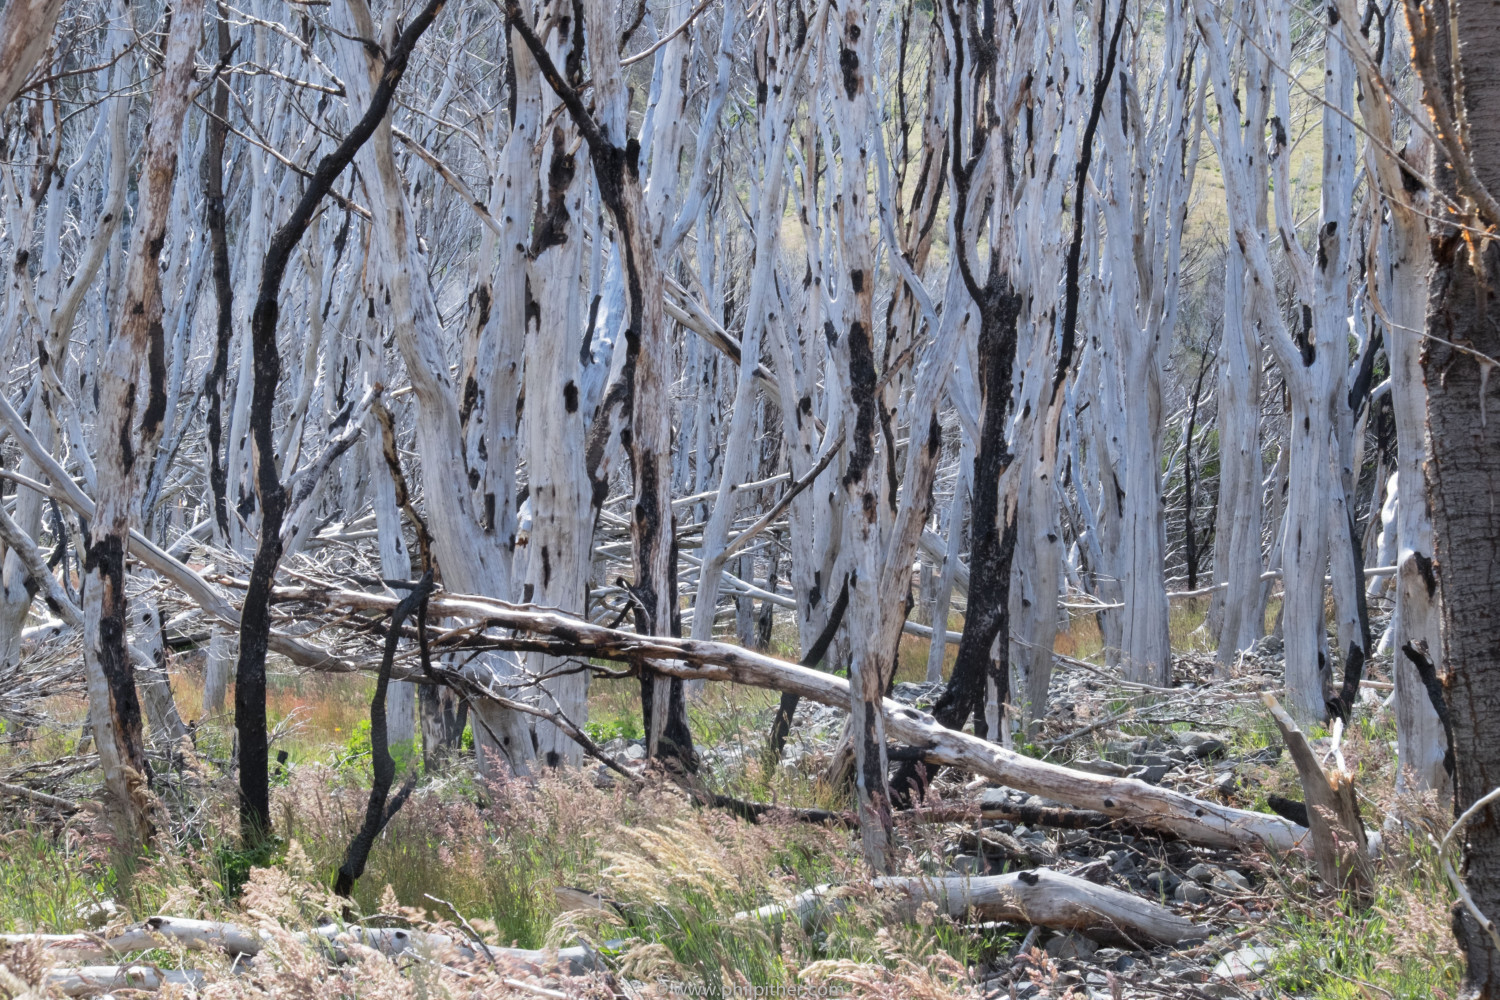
1261, 692, 1372, 901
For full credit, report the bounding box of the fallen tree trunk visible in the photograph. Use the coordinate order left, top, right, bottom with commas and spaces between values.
901, 801, 1114, 830
46, 966, 204, 997
271, 584, 1308, 852
4, 918, 599, 976
736, 869, 1205, 946
2, 917, 263, 963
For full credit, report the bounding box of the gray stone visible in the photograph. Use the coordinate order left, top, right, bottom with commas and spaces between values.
1045, 932, 1099, 960
1212, 869, 1250, 893
980, 786, 1024, 809
1186, 863, 1216, 883
1060, 829, 1090, 847
1074, 758, 1133, 777
951, 853, 981, 875
1191, 738, 1228, 760
1212, 945, 1278, 981
622, 744, 646, 760
1175, 881, 1209, 904
1145, 870, 1178, 897
1131, 763, 1173, 784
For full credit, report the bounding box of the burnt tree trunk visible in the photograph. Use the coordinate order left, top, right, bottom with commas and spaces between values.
235, 0, 446, 842
1411, 0, 1500, 990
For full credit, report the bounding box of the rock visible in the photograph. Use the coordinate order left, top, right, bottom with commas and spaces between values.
1186, 863, 1216, 883
1214, 869, 1250, 892
1253, 634, 1284, 657
979, 786, 1026, 810
951, 853, 981, 875
890, 681, 945, 707
1074, 758, 1133, 777
1107, 850, 1137, 874
1175, 881, 1209, 904
1129, 752, 1179, 768
1162, 958, 1207, 982
1211, 945, 1278, 981
1130, 763, 1173, 784
1145, 870, 1178, 897
1060, 829, 1090, 848
1045, 932, 1099, 960
622, 744, 646, 761
1191, 739, 1228, 760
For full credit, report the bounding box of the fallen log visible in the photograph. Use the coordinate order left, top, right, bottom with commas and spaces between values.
736, 869, 1205, 946
900, 801, 1115, 830
271, 585, 1308, 852
0, 780, 94, 813
3, 918, 601, 977
1, 917, 262, 963
46, 965, 204, 997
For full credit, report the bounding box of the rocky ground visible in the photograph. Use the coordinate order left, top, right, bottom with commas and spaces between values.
595, 639, 1330, 999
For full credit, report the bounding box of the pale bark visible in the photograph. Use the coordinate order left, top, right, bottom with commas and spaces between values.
82, 0, 204, 851
0, 0, 66, 106
1336, 0, 1446, 792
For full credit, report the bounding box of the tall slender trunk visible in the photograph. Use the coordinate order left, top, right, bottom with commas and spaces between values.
83, 0, 204, 854
1409, 0, 1500, 986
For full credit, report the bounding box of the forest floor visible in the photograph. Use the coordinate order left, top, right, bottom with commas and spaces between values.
0, 604, 1466, 999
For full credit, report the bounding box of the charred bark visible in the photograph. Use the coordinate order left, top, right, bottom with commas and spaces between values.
1410, 0, 1500, 984
235, 0, 446, 842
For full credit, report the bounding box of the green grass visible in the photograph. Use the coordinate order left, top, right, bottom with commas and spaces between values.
1259, 836, 1464, 999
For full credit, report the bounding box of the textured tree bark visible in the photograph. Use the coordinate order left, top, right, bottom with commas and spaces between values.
1337, 0, 1447, 793
338, 0, 535, 779
822, 0, 900, 872
81, 0, 204, 854
201, 3, 236, 550
931, 290, 1020, 740
738, 869, 1204, 945
506, 0, 696, 769
1212, 238, 1266, 665
0, 0, 66, 106
1410, 0, 1500, 985
1195, 0, 1358, 724
236, 0, 448, 841
513, 5, 590, 767
1263, 693, 1372, 901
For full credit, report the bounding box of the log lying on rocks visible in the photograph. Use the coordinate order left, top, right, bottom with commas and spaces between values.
3, 917, 601, 978
736, 869, 1205, 946
901, 801, 1114, 830
275, 586, 1309, 852
2, 917, 263, 963
46, 965, 204, 997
